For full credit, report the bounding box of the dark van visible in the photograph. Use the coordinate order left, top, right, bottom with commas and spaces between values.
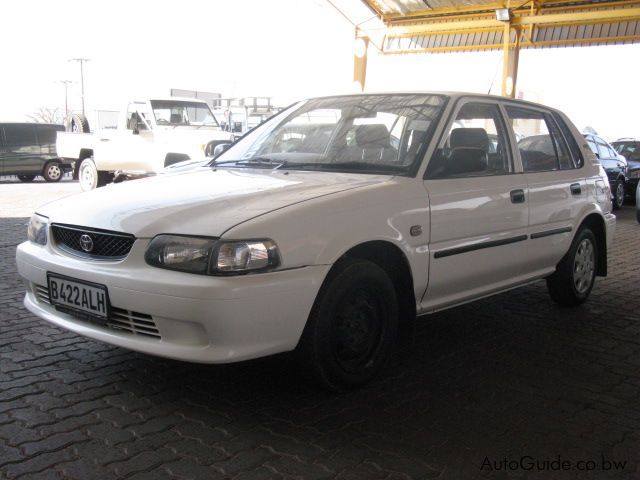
0, 123, 71, 182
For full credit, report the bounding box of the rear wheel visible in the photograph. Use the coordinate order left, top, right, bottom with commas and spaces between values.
42, 161, 62, 182
546, 227, 597, 307
612, 179, 625, 210
17, 175, 35, 182
296, 259, 398, 390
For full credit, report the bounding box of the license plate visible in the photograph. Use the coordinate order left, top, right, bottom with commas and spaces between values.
47, 273, 109, 319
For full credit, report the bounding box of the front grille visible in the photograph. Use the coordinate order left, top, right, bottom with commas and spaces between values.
51, 224, 135, 259
35, 284, 161, 339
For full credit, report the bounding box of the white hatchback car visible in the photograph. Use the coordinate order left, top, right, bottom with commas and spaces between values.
17, 93, 615, 389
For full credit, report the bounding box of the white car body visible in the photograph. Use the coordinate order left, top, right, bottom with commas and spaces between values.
18, 93, 615, 373
56, 98, 234, 177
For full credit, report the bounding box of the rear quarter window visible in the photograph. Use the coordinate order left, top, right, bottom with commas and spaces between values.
3, 124, 36, 147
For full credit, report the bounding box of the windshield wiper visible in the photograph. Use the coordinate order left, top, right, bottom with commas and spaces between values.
214, 157, 285, 169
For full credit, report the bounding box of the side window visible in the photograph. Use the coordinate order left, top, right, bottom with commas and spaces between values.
35, 127, 57, 145
126, 105, 149, 131
3, 125, 36, 147
596, 139, 614, 160
586, 137, 599, 156
506, 106, 572, 172
552, 113, 583, 168
426, 102, 511, 179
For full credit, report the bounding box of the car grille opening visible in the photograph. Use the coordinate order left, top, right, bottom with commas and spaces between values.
35, 284, 161, 339
51, 224, 135, 260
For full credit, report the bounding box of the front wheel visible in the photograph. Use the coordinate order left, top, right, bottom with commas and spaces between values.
43, 161, 62, 182
296, 259, 398, 390
612, 179, 625, 210
79, 158, 98, 191
546, 227, 597, 307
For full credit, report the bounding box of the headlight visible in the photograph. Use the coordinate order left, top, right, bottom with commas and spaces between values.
145, 235, 279, 275
27, 214, 48, 245
214, 240, 279, 273
629, 169, 640, 179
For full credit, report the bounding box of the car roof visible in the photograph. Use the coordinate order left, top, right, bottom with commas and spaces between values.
306, 91, 559, 112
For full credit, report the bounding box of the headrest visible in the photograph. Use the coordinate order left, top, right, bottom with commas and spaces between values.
355, 124, 390, 149
450, 128, 490, 152
446, 149, 488, 176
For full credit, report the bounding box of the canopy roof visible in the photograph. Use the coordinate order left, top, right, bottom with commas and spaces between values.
358, 0, 640, 53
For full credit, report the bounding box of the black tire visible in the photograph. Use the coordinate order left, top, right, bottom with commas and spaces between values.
296, 259, 398, 390
42, 161, 63, 182
17, 175, 35, 182
636, 208, 640, 224
546, 227, 597, 307
66, 113, 90, 133
612, 179, 625, 210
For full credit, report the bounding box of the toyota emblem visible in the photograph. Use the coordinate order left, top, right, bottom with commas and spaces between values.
79, 234, 94, 253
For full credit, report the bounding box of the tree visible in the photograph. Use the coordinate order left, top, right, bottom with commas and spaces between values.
27, 107, 64, 125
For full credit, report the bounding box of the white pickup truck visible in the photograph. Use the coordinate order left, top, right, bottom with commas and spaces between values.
56, 98, 235, 190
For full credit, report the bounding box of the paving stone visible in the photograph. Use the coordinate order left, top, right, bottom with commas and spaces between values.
2, 206, 640, 479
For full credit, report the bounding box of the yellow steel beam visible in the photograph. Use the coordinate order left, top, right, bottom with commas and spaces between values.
370, 7, 640, 39
365, 0, 640, 24
353, 37, 369, 91
383, 34, 640, 54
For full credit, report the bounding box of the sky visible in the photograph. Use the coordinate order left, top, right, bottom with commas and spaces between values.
1, 0, 639, 141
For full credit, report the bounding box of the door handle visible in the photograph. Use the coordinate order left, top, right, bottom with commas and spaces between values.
570, 183, 582, 195
510, 189, 525, 204
99, 138, 110, 142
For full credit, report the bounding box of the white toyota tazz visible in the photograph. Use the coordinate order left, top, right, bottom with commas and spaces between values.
17, 93, 615, 389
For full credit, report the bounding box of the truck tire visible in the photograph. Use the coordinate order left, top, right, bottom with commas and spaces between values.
42, 161, 63, 182
67, 113, 90, 133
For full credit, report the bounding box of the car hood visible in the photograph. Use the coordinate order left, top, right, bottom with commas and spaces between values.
37, 168, 391, 237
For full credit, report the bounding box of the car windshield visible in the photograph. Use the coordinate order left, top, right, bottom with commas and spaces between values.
151, 101, 219, 127
213, 94, 447, 175
613, 142, 640, 155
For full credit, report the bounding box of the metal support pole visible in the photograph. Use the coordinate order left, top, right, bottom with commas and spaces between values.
501, 15, 520, 98
70, 58, 90, 115
353, 36, 369, 92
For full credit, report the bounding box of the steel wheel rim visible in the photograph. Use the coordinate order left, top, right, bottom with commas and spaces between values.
80, 163, 94, 190
616, 183, 624, 205
47, 164, 61, 180
573, 238, 595, 294
331, 288, 384, 373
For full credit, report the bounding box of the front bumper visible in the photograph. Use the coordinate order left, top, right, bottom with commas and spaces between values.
16, 240, 329, 363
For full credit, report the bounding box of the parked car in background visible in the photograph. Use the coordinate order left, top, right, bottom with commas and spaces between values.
0, 123, 69, 182
17, 93, 615, 389
584, 134, 627, 209
612, 139, 640, 200
56, 98, 235, 191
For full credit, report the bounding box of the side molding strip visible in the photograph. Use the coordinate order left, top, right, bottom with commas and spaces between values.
530, 226, 573, 239
434, 234, 528, 259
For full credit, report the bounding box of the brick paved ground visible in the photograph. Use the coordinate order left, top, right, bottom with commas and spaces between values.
1, 207, 639, 479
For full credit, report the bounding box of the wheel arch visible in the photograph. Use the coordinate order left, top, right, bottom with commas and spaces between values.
328, 240, 417, 331
577, 213, 607, 277
73, 149, 94, 179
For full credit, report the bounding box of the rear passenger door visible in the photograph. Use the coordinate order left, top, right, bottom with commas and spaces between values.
422, 99, 529, 310
2, 124, 41, 175
505, 105, 585, 273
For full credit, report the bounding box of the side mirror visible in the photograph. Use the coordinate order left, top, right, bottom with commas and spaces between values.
213, 143, 231, 157
132, 126, 139, 135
